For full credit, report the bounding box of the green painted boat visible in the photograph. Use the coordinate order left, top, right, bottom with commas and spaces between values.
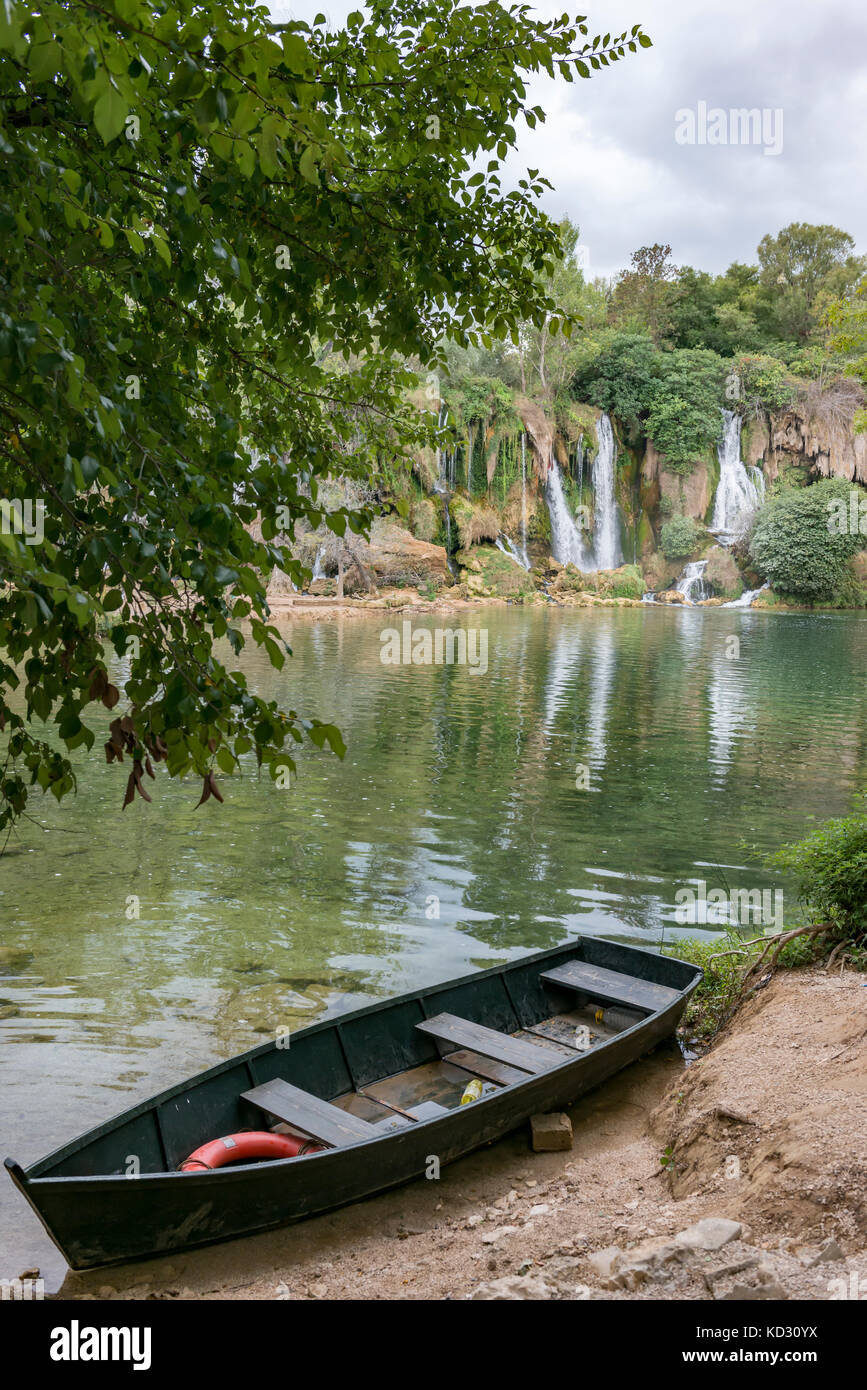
6, 937, 701, 1270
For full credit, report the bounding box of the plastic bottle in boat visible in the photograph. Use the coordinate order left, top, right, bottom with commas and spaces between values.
460, 1078, 484, 1105
593, 1005, 645, 1032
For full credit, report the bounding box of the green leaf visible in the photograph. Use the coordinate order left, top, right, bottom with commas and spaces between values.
93, 85, 129, 143
298, 145, 319, 185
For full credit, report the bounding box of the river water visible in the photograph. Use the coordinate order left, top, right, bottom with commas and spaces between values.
2, 603, 866, 1282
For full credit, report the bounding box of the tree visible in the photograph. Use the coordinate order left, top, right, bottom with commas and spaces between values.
668, 266, 764, 356
570, 332, 659, 425
756, 223, 866, 343
645, 348, 727, 470
828, 279, 867, 431
610, 243, 678, 345
514, 217, 606, 396
0, 0, 651, 828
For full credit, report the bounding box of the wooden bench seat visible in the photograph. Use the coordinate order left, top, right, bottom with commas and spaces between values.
242, 1079, 376, 1148
541, 961, 680, 1014
416, 1013, 558, 1075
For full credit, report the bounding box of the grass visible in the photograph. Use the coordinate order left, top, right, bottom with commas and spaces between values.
663, 922, 867, 1048
661, 935, 747, 1045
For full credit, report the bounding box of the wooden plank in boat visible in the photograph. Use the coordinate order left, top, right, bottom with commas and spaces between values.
242, 1079, 376, 1147
522, 1018, 596, 1050
417, 1013, 557, 1074
529, 1010, 619, 1047
364, 1059, 489, 1113
445, 1049, 526, 1086
541, 962, 680, 1014
332, 1092, 411, 1129
513, 1029, 577, 1058
407, 1100, 451, 1121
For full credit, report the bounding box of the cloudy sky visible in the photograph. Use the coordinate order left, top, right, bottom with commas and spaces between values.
269, 0, 867, 280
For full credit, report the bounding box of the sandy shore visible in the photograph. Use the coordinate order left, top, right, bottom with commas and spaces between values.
53, 967, 867, 1302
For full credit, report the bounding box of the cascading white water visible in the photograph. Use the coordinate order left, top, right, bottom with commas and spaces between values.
724, 582, 769, 609
311, 546, 325, 581
434, 402, 450, 494
495, 534, 530, 571
546, 458, 590, 570
711, 410, 761, 543
674, 559, 710, 605
751, 465, 766, 507
592, 413, 623, 571
544, 413, 624, 572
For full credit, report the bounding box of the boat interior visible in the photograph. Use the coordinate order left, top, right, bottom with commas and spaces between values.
28, 942, 697, 1181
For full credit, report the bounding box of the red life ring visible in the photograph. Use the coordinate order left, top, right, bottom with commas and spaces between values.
179, 1130, 323, 1172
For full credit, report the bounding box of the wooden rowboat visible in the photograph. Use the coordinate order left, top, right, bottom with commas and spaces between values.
5, 937, 701, 1270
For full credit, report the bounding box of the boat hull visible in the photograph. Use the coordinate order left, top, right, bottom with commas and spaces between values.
6, 939, 700, 1269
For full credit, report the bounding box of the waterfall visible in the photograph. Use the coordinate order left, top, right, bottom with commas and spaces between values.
592, 413, 623, 571
434, 402, 450, 494
433, 402, 455, 553
750, 465, 766, 506
311, 546, 325, 581
711, 410, 761, 543
495, 534, 531, 571
546, 458, 590, 570
674, 559, 710, 605
544, 413, 624, 572
724, 581, 769, 609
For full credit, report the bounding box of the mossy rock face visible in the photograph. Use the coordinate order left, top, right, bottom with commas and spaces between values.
412, 446, 439, 493
528, 491, 551, 544
553, 562, 644, 600
704, 544, 743, 600
770, 459, 811, 492
501, 480, 540, 539
449, 495, 501, 550
458, 544, 537, 598
641, 550, 680, 593
409, 496, 438, 543
636, 510, 657, 559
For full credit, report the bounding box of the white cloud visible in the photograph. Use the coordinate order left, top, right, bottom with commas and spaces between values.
268, 0, 867, 277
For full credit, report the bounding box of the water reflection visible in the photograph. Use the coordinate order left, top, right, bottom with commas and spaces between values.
2, 604, 867, 1279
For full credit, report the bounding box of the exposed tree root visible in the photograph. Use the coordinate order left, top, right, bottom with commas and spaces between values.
709, 920, 838, 980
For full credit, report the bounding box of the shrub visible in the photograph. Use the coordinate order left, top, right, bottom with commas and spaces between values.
607, 563, 645, 598
660, 514, 700, 559
646, 349, 727, 470
748, 478, 863, 599
570, 332, 659, 425
661, 936, 745, 1044
734, 353, 798, 413
767, 796, 867, 940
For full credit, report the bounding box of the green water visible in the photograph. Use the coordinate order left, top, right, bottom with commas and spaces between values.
2, 603, 867, 1279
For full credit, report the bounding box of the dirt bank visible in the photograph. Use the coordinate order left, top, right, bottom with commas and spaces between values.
55, 968, 866, 1302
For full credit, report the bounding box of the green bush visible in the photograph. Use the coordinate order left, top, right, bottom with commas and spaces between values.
608, 564, 645, 598
660, 514, 700, 559
767, 796, 867, 938
734, 353, 798, 412
749, 479, 863, 599
570, 333, 659, 425
661, 936, 744, 1043
646, 349, 727, 470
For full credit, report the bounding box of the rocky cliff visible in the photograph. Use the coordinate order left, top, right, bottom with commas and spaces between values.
745, 392, 867, 487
